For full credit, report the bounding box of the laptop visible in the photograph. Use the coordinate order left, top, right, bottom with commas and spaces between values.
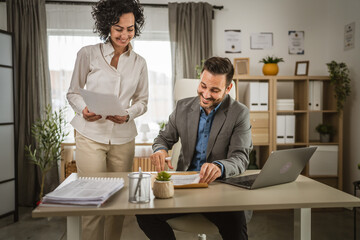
218, 147, 317, 189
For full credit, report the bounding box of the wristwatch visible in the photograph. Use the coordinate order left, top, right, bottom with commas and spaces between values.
213, 162, 222, 170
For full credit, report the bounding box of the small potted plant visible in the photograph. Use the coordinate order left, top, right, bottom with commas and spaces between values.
315, 123, 334, 143
326, 61, 351, 112
259, 55, 284, 76
153, 171, 174, 199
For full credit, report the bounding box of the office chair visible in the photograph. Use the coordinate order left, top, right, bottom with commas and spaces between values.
167, 78, 250, 240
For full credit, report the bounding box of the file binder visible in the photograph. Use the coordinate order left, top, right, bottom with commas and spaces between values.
285, 115, 295, 143
313, 81, 323, 110
276, 115, 286, 143
259, 82, 269, 111
308, 81, 314, 110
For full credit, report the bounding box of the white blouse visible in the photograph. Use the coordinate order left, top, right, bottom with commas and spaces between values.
67, 42, 148, 144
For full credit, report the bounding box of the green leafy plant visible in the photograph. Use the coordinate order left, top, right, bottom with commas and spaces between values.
195, 59, 205, 79
158, 121, 167, 131
259, 56, 284, 64
315, 123, 334, 135
326, 61, 351, 111
156, 171, 172, 181
25, 105, 68, 201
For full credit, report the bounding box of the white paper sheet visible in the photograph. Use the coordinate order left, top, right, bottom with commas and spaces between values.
79, 89, 127, 116
170, 174, 201, 186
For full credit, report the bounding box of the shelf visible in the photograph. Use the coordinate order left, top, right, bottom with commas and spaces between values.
276, 143, 308, 146
309, 175, 338, 178
277, 110, 307, 114
309, 142, 339, 145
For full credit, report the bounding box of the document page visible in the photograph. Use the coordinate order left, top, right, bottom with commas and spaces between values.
79, 89, 127, 116
170, 174, 201, 186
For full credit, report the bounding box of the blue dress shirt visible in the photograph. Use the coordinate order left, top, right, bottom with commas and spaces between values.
187, 103, 224, 176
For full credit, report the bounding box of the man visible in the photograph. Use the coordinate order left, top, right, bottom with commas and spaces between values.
136, 57, 252, 240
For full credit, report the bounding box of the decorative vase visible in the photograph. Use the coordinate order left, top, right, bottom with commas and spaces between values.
320, 134, 330, 143
262, 63, 279, 76
153, 180, 174, 199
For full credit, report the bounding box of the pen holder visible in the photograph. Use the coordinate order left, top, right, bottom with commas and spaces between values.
128, 172, 151, 203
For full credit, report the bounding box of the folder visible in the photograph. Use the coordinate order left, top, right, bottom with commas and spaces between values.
259, 82, 268, 111
308, 81, 314, 110
245, 82, 260, 111
313, 81, 323, 110
276, 115, 286, 143
285, 115, 295, 143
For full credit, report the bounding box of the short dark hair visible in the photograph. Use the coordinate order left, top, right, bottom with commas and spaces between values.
92, 0, 145, 42
201, 57, 234, 87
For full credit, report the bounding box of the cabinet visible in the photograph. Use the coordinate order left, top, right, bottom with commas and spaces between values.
233, 75, 343, 190
0, 30, 17, 220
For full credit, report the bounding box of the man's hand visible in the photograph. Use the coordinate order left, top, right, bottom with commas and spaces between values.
199, 163, 221, 184
106, 115, 128, 124
150, 149, 174, 172
82, 106, 102, 121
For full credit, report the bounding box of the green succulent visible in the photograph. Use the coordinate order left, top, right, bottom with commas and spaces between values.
156, 171, 172, 181
259, 56, 284, 64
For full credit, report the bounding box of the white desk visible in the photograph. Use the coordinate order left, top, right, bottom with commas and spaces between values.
32, 171, 360, 240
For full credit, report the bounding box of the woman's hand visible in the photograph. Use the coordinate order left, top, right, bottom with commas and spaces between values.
82, 107, 102, 121
106, 115, 129, 124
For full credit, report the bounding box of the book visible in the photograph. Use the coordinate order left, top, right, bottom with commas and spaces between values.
42, 174, 124, 207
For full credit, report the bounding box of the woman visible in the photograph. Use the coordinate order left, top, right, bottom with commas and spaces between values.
66, 0, 147, 239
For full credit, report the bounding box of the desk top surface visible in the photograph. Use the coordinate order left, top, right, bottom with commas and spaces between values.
32, 171, 360, 218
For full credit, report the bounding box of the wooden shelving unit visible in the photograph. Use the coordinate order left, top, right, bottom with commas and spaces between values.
233, 75, 343, 190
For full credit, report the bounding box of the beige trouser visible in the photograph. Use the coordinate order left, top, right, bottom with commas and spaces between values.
75, 133, 135, 240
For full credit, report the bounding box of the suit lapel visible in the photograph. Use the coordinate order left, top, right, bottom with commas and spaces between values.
206, 95, 230, 159
187, 99, 200, 162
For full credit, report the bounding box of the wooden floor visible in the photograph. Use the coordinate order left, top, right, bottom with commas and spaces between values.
0, 207, 359, 240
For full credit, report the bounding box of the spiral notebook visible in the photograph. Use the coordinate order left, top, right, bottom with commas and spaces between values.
42, 174, 124, 207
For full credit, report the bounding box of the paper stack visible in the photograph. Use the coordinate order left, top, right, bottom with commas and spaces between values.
42, 176, 124, 207
277, 99, 294, 111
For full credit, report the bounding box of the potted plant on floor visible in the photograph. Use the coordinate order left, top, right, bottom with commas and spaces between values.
326, 61, 351, 112
315, 123, 334, 143
259, 55, 284, 76
153, 171, 174, 199
25, 105, 68, 201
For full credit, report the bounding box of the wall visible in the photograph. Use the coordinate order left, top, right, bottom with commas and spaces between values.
327, 0, 360, 195
0, 3, 7, 31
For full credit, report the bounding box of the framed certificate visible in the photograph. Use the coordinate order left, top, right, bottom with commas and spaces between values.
295, 61, 309, 76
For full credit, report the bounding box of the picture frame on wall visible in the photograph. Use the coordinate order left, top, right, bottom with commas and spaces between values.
295, 61, 309, 76
234, 58, 250, 75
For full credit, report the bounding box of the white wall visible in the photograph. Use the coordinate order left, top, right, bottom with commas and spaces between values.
327, 0, 360, 195
0, 3, 7, 31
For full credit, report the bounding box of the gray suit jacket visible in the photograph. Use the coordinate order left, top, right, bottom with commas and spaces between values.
153, 94, 253, 179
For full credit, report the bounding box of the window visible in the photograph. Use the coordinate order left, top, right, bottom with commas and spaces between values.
48, 35, 173, 143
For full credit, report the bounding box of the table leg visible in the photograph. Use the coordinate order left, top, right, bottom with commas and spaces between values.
67, 216, 81, 240
294, 208, 311, 240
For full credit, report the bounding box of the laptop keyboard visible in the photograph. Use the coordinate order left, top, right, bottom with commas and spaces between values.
233, 174, 259, 186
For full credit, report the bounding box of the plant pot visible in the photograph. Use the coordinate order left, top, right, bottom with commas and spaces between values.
153, 180, 174, 199
262, 63, 279, 76
320, 134, 330, 143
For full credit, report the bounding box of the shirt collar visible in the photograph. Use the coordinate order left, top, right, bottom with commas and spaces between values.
200, 101, 222, 116
102, 41, 133, 57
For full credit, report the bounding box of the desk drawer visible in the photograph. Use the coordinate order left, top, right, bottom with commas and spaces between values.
252, 128, 269, 144
250, 113, 269, 128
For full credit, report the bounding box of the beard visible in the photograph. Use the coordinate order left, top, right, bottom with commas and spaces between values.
197, 91, 226, 113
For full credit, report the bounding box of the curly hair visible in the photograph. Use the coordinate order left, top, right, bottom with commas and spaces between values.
202, 57, 234, 87
92, 0, 145, 42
